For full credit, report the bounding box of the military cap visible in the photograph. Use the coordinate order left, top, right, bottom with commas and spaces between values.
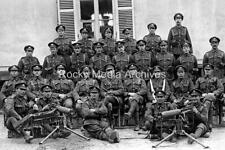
147, 23, 157, 30
174, 13, 184, 20
48, 42, 58, 48
182, 40, 192, 47
93, 42, 104, 47
153, 65, 163, 72
31, 64, 43, 71
158, 40, 168, 46
55, 63, 66, 70
80, 27, 89, 33
24, 45, 34, 51
55, 24, 66, 31
203, 63, 214, 70
190, 89, 202, 96
209, 36, 220, 43
41, 84, 53, 92
116, 41, 125, 46
122, 28, 132, 34
137, 40, 146, 45
104, 63, 115, 71
175, 65, 186, 72
155, 90, 166, 97
8, 65, 19, 72
89, 86, 100, 93
127, 64, 139, 70
72, 42, 82, 48
80, 65, 91, 72
15, 80, 27, 90
104, 27, 113, 34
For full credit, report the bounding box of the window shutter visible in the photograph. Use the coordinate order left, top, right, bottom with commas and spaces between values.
57, 0, 76, 41
117, 0, 134, 39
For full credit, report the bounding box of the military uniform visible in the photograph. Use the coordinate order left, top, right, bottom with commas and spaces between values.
18, 45, 40, 81
203, 37, 225, 79
123, 64, 147, 131
122, 28, 137, 55
4, 81, 34, 143
78, 86, 120, 143
143, 23, 161, 54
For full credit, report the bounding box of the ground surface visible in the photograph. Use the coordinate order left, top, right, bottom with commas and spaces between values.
0, 115, 225, 150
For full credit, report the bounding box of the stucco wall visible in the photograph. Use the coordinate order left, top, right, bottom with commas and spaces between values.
0, 0, 58, 66
133, 0, 225, 60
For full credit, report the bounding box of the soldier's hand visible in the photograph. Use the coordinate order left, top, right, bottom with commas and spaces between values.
77, 99, 83, 104
59, 94, 66, 99
128, 93, 136, 97
33, 104, 39, 110
192, 106, 199, 114
90, 109, 96, 113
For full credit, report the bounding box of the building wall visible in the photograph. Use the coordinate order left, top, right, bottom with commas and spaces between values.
0, 0, 58, 66
133, 0, 225, 60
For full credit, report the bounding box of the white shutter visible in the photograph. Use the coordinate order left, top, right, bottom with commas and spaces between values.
57, 0, 76, 41
116, 0, 134, 40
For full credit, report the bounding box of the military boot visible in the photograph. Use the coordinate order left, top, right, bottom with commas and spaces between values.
21, 130, 34, 143
107, 103, 113, 128
124, 101, 137, 119
134, 108, 140, 131
188, 127, 204, 144
105, 127, 120, 143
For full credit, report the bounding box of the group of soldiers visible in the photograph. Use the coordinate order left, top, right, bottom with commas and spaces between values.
0, 12, 225, 145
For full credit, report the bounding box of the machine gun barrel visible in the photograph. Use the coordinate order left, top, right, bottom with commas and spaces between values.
160, 106, 192, 119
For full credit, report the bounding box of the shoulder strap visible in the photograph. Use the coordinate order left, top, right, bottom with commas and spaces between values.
149, 79, 155, 93
162, 79, 166, 91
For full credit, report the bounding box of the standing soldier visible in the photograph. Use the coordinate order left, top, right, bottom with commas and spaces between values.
90, 42, 111, 74
53, 24, 73, 71
18, 45, 40, 81
43, 42, 65, 80
133, 40, 156, 80
77, 28, 94, 58
155, 40, 175, 82
170, 65, 194, 108
112, 41, 133, 79
100, 63, 124, 127
143, 23, 161, 55
176, 41, 198, 81
122, 28, 137, 55
78, 86, 120, 143
99, 27, 116, 58
203, 36, 225, 79
123, 64, 147, 131
195, 64, 224, 130
167, 13, 192, 59
4, 81, 34, 143
0, 65, 22, 108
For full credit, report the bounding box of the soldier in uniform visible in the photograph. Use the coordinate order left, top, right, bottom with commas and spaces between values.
0, 65, 22, 108
155, 40, 175, 82
27, 64, 49, 99
170, 65, 194, 108
53, 24, 73, 71
184, 89, 210, 144
123, 64, 147, 131
144, 90, 176, 141
176, 41, 198, 82
51, 64, 74, 127
100, 63, 124, 127
133, 40, 156, 80
77, 28, 94, 58
122, 28, 137, 55
167, 13, 192, 59
99, 27, 116, 58
195, 63, 224, 129
43, 42, 65, 79
112, 41, 133, 79
203, 36, 225, 79
78, 86, 120, 143
18, 45, 40, 81
143, 23, 161, 55
90, 42, 111, 74
4, 81, 34, 143
147, 66, 171, 103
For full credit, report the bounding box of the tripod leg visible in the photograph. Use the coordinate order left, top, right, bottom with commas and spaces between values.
39, 126, 59, 145
152, 131, 175, 148
64, 126, 90, 141
182, 130, 209, 149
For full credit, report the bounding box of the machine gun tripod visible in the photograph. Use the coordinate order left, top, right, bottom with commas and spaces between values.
152, 109, 209, 149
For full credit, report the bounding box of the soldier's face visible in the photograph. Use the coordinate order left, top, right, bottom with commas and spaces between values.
10, 70, 19, 77
25, 49, 33, 57
50, 47, 57, 55
204, 68, 213, 76
138, 44, 146, 51
106, 68, 115, 78
211, 41, 219, 49
57, 69, 66, 77
57, 29, 65, 36
90, 92, 99, 100
105, 31, 112, 38
82, 69, 91, 79
175, 17, 182, 25
74, 47, 81, 53
118, 45, 125, 53
160, 43, 168, 51
154, 71, 161, 78
129, 69, 137, 77
183, 45, 190, 54
124, 32, 131, 38
81, 32, 88, 39
148, 27, 156, 34
96, 47, 102, 53
33, 70, 42, 77
43, 91, 52, 98
177, 70, 185, 78
17, 88, 26, 96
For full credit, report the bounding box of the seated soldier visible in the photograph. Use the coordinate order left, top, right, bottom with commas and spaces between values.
34, 84, 71, 138
123, 64, 147, 131
144, 90, 176, 142
184, 89, 210, 144
4, 81, 34, 143
78, 86, 120, 143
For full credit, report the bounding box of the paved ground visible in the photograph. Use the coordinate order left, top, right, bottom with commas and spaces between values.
0, 115, 225, 150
